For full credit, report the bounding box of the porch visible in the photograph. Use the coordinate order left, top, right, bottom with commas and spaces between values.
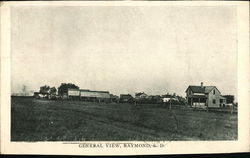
187, 95, 207, 109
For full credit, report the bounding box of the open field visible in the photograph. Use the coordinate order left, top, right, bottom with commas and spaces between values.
11, 97, 237, 141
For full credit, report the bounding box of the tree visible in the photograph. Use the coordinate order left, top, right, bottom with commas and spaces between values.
58, 83, 79, 96
50, 87, 57, 95
39, 85, 50, 95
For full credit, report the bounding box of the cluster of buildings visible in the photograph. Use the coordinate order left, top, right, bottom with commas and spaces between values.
33, 82, 234, 109
65, 87, 188, 105
61, 88, 185, 104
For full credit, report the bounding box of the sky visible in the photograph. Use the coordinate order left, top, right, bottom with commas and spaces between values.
11, 6, 237, 98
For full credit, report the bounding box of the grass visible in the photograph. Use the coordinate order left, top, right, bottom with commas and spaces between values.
11, 97, 237, 141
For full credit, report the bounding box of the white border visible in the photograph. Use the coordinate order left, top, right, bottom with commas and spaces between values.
1, 1, 249, 155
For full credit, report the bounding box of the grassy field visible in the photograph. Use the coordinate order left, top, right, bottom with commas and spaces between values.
11, 97, 237, 141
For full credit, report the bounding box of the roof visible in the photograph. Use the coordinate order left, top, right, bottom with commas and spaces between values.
186, 86, 219, 94
90, 90, 109, 93
80, 89, 109, 93
204, 86, 217, 93
68, 88, 80, 91
135, 92, 146, 97
162, 94, 174, 98
219, 95, 226, 99
80, 89, 90, 92
120, 94, 133, 98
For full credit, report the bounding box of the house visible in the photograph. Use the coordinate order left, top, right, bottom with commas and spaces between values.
33, 92, 40, 99
135, 92, 147, 99
161, 94, 178, 103
119, 94, 134, 103
185, 82, 226, 109
110, 94, 119, 102
135, 92, 148, 103
147, 95, 162, 104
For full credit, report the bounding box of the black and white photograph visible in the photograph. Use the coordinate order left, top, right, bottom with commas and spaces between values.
0, 1, 249, 155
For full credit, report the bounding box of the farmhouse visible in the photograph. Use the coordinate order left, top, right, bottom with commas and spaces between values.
186, 82, 226, 109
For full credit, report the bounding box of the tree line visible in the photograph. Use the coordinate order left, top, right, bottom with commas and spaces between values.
39, 83, 79, 97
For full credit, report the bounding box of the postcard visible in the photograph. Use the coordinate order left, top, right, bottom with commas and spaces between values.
0, 1, 249, 155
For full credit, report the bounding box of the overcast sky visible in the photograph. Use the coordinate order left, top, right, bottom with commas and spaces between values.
11, 6, 237, 98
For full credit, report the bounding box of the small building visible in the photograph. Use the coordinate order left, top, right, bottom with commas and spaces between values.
135, 92, 148, 103
147, 95, 162, 104
110, 94, 119, 102
185, 82, 226, 109
135, 92, 147, 99
161, 94, 178, 103
33, 92, 40, 99
119, 94, 134, 103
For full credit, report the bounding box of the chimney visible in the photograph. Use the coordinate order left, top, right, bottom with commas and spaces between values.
201, 82, 203, 87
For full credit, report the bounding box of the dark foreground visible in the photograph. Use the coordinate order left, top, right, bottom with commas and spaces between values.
11, 97, 237, 141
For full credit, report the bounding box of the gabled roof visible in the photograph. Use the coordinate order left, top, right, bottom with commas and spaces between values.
219, 95, 226, 99
186, 86, 220, 94
186, 86, 205, 93
204, 86, 217, 93
135, 92, 147, 97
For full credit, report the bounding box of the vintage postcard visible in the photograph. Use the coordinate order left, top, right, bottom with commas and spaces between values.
0, 1, 249, 155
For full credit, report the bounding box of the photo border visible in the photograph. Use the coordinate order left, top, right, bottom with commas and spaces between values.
1, 1, 249, 155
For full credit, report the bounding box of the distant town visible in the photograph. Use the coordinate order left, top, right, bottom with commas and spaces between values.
12, 82, 237, 112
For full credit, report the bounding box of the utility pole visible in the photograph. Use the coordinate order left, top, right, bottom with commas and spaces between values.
22, 85, 27, 96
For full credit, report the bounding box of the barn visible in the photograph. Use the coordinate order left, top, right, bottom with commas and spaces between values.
80, 89, 110, 102
67, 88, 80, 100
67, 88, 111, 102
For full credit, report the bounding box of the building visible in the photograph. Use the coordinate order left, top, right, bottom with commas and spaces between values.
110, 94, 119, 102
135, 92, 148, 103
66, 88, 110, 102
147, 95, 162, 104
185, 82, 226, 109
80, 89, 110, 102
161, 94, 178, 103
135, 92, 147, 99
67, 88, 80, 100
33, 92, 40, 99
119, 94, 134, 103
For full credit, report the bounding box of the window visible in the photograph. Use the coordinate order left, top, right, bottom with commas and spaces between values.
213, 99, 216, 104
213, 90, 215, 95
